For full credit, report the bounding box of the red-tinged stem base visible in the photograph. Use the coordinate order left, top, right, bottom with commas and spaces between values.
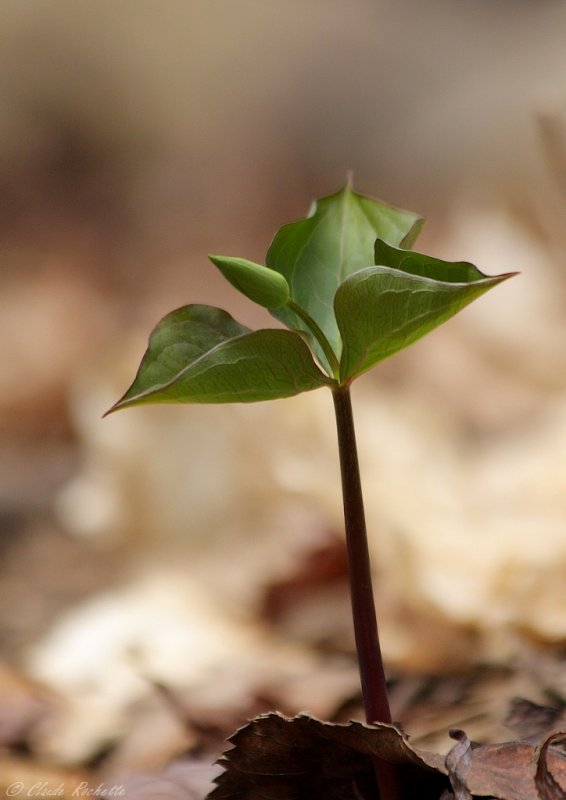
332, 386, 402, 800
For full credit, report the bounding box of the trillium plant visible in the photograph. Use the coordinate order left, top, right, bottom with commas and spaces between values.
107, 183, 513, 799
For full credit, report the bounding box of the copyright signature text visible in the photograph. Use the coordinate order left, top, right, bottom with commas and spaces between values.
5, 782, 126, 798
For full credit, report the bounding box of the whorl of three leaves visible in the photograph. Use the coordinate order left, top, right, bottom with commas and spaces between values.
108, 184, 512, 412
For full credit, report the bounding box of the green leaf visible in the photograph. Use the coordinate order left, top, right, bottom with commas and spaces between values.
374, 239, 484, 282
266, 184, 423, 363
106, 305, 331, 412
335, 258, 514, 383
209, 254, 290, 309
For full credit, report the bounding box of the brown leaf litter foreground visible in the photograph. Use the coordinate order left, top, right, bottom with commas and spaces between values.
208, 712, 566, 800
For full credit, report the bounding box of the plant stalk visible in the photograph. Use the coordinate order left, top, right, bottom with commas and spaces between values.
332, 385, 401, 800
287, 299, 341, 379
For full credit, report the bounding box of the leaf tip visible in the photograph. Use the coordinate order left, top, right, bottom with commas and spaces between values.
207, 253, 229, 271
103, 390, 139, 418
488, 270, 520, 288
101, 399, 123, 418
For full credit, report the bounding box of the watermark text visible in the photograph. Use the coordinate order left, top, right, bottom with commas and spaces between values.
5, 782, 126, 798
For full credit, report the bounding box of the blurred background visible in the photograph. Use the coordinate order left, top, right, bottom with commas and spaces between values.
2, 0, 566, 794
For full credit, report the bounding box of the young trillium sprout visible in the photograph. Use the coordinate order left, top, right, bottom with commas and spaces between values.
107, 184, 514, 800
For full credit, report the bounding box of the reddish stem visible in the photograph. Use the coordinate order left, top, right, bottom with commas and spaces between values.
332, 385, 401, 799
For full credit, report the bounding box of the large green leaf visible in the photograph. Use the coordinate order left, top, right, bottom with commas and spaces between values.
335, 258, 514, 383
266, 184, 423, 362
106, 305, 331, 411
374, 239, 484, 282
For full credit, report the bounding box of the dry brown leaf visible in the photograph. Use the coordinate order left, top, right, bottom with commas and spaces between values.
208, 713, 446, 800
445, 730, 473, 800
464, 736, 566, 799
534, 732, 566, 800
208, 713, 566, 800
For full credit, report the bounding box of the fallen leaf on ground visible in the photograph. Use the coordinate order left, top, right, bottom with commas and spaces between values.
535, 732, 566, 800
444, 730, 473, 800
208, 713, 446, 800
208, 712, 566, 799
